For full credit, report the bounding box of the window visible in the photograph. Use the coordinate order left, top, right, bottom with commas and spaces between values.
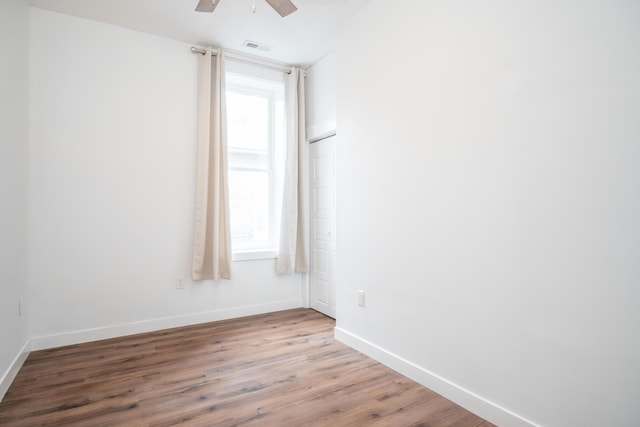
226, 69, 285, 261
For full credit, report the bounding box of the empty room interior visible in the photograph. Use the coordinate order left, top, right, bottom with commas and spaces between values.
1, 0, 639, 426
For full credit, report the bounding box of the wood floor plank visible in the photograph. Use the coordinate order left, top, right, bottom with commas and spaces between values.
0, 309, 494, 426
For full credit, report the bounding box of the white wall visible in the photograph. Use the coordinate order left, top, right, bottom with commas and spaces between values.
305, 51, 337, 141
28, 8, 303, 348
0, 0, 30, 400
336, 1, 640, 426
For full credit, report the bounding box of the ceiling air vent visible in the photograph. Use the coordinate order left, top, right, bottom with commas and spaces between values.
243, 40, 270, 51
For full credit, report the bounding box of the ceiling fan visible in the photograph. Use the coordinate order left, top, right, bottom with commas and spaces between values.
195, 0, 298, 17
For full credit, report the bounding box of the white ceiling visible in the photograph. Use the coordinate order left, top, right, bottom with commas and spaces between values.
28, 0, 369, 67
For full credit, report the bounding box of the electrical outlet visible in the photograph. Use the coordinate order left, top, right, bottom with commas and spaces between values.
357, 290, 365, 307
176, 276, 185, 289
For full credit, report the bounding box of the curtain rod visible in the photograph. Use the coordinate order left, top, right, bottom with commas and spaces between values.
190, 46, 292, 75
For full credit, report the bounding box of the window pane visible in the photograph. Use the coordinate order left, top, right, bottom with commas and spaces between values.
229, 150, 268, 170
228, 170, 270, 251
227, 91, 269, 153
225, 72, 285, 257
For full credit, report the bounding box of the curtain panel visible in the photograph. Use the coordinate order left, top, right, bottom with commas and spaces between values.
192, 47, 232, 281
277, 68, 309, 274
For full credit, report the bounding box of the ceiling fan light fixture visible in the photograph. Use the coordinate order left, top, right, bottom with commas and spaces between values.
195, 0, 298, 17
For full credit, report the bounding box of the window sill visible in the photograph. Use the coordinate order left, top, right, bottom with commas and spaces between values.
232, 250, 277, 262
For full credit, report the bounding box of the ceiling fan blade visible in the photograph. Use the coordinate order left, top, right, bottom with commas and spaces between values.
265, 0, 298, 17
195, 0, 220, 13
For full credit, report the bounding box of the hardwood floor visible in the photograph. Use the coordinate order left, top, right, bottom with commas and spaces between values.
0, 309, 494, 426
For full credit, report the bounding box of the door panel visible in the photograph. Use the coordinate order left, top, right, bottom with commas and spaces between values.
309, 135, 336, 318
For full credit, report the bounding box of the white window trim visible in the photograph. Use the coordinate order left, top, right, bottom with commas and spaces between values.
232, 250, 277, 262
226, 72, 285, 262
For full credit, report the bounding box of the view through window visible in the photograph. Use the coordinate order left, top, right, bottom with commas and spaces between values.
226, 72, 285, 259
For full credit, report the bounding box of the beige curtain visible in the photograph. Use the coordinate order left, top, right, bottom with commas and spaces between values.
277, 68, 308, 274
192, 47, 232, 280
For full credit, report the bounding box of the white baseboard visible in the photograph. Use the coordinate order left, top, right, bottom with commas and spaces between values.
334, 327, 539, 427
0, 340, 30, 403
30, 299, 303, 351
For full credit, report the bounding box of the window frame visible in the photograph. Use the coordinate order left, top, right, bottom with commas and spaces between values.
225, 73, 284, 262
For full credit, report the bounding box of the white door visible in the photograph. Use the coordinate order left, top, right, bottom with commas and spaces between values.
309, 135, 337, 318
